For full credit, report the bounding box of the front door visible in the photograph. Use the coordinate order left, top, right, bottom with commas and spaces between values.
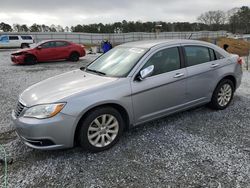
131, 46, 187, 124
36, 41, 58, 61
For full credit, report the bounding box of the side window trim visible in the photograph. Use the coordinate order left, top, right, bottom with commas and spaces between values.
179, 46, 186, 68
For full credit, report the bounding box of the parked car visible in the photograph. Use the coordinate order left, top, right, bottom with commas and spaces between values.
12, 40, 242, 152
11, 40, 86, 64
0, 35, 34, 48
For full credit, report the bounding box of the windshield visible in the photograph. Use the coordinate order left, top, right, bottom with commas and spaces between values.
86, 47, 147, 77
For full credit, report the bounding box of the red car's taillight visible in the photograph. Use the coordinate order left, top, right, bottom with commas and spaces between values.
237, 57, 243, 65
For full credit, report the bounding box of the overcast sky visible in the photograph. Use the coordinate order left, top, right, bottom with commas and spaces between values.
0, 0, 249, 27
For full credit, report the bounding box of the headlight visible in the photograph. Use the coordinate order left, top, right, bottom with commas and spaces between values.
23, 103, 66, 119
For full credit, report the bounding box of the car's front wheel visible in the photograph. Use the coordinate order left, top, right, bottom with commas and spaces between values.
209, 79, 234, 110
78, 107, 124, 152
24, 55, 37, 65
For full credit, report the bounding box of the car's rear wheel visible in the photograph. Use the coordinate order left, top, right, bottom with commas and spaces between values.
69, 52, 80, 62
78, 107, 124, 152
209, 79, 234, 110
24, 55, 37, 65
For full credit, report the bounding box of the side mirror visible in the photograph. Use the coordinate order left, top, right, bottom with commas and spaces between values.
37, 46, 42, 50
139, 65, 154, 80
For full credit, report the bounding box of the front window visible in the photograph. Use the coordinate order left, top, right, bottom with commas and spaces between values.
86, 47, 147, 77
142, 47, 181, 76
40, 41, 56, 48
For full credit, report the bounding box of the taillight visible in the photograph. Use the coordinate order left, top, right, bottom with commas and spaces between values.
237, 57, 243, 65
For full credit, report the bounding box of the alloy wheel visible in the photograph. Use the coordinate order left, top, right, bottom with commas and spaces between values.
217, 83, 232, 107
87, 114, 119, 148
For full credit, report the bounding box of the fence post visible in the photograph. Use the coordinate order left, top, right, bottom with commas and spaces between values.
247, 51, 249, 71
35, 34, 38, 43
90, 34, 93, 45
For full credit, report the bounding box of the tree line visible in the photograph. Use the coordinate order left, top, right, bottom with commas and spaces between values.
0, 6, 249, 34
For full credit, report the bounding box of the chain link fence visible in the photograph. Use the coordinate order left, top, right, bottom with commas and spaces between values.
0, 31, 227, 45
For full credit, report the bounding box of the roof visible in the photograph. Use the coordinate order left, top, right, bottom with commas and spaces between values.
119, 39, 211, 49
38, 39, 72, 43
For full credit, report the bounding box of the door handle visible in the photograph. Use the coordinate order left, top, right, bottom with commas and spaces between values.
173, 73, 184, 78
211, 63, 219, 68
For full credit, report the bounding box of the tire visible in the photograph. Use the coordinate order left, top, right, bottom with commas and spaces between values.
78, 107, 125, 152
21, 43, 29, 49
24, 55, 37, 65
209, 79, 234, 110
69, 52, 80, 62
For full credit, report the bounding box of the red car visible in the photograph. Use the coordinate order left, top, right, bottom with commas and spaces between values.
11, 40, 86, 64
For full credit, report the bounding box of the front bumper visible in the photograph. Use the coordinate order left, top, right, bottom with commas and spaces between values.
12, 110, 77, 150
11, 55, 25, 64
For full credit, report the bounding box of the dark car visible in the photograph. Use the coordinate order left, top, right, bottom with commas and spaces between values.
11, 40, 86, 64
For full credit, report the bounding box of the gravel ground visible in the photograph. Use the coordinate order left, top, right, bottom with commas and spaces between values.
0, 49, 250, 187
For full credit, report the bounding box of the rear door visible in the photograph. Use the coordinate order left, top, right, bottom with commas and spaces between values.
183, 45, 222, 104
54, 41, 71, 59
131, 46, 188, 124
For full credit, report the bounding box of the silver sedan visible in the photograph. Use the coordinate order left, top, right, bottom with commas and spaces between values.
12, 39, 243, 152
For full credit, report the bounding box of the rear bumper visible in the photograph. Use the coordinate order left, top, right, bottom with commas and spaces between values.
12, 110, 77, 150
11, 55, 25, 64
80, 48, 86, 57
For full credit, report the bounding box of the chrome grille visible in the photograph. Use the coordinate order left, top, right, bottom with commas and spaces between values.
15, 102, 25, 117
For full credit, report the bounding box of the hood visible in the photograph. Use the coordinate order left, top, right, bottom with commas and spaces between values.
11, 48, 34, 55
19, 69, 118, 107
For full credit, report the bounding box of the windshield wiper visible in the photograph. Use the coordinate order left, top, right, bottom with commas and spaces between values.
85, 68, 106, 75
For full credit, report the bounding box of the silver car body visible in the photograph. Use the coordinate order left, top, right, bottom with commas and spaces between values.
12, 40, 242, 149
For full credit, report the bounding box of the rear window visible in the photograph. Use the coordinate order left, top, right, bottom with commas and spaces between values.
184, 46, 210, 66
9, 36, 19, 40
55, 41, 69, 47
209, 48, 216, 61
21, 36, 32, 40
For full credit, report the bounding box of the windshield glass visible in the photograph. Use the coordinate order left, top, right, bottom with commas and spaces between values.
86, 47, 147, 77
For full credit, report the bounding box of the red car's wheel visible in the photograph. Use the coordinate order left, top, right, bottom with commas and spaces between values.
24, 55, 37, 65
69, 52, 80, 62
